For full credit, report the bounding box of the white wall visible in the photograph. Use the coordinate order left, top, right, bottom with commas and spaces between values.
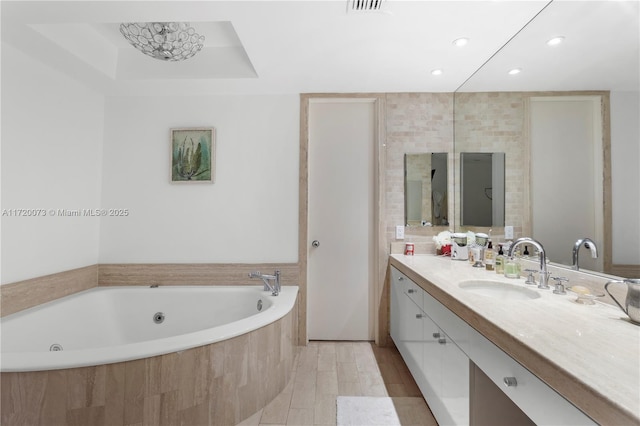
611, 91, 640, 265
530, 98, 602, 270
1, 44, 104, 284
99, 95, 299, 263
1, 44, 299, 283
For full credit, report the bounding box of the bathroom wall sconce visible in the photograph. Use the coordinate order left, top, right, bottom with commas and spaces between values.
120, 22, 205, 61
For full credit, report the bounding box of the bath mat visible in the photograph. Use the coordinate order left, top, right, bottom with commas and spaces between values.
336, 396, 402, 425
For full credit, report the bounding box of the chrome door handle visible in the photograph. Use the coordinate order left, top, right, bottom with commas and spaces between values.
407, 288, 416, 294
416, 313, 424, 319
312, 240, 320, 248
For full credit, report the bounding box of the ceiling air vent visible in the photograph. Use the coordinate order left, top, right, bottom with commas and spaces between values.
348, 0, 385, 12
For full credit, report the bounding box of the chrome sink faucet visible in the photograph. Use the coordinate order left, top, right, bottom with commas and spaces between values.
249, 270, 281, 296
572, 238, 598, 271
508, 237, 550, 289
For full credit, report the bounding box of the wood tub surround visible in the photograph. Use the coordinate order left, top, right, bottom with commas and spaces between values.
0, 265, 98, 317
1, 263, 301, 425
1, 263, 299, 317
390, 254, 640, 426
1, 299, 298, 426
97, 263, 300, 287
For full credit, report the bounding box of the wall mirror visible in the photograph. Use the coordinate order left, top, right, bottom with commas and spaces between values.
460, 152, 505, 227
453, 1, 639, 278
404, 153, 448, 227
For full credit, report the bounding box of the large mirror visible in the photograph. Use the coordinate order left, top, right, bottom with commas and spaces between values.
454, 1, 639, 278
405, 153, 449, 227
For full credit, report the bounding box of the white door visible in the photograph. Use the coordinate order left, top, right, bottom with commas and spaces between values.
308, 99, 374, 341
530, 96, 603, 270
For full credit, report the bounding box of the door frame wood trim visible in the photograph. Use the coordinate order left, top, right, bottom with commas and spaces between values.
299, 93, 385, 345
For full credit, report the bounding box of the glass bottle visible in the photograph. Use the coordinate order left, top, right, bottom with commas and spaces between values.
505, 256, 521, 279
485, 240, 494, 271
495, 245, 505, 274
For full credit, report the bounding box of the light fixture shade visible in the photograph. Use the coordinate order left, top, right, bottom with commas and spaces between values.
120, 22, 205, 61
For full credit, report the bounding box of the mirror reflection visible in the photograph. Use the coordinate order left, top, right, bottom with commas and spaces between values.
404, 153, 448, 227
453, 1, 639, 278
461, 152, 505, 227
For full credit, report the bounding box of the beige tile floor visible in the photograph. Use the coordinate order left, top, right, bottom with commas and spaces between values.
237, 341, 438, 426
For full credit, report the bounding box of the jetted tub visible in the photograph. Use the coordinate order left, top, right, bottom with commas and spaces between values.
1, 285, 299, 426
1, 285, 298, 372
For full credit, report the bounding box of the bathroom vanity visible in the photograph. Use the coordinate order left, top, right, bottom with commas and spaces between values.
389, 254, 640, 426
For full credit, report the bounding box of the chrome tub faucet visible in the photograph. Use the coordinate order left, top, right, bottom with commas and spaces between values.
508, 237, 550, 289
572, 238, 598, 271
249, 270, 281, 296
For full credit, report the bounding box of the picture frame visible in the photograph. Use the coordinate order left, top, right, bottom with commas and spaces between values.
171, 128, 215, 183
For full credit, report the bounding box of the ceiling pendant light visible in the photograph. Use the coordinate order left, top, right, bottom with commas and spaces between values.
120, 22, 205, 61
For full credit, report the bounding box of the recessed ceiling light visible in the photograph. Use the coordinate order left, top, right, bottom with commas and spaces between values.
546, 36, 565, 46
452, 38, 469, 47
508, 68, 522, 75
431, 69, 443, 76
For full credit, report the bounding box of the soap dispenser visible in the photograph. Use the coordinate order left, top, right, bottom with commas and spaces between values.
484, 240, 494, 271
495, 244, 505, 274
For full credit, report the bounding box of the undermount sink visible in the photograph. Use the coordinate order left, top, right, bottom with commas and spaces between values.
458, 280, 541, 300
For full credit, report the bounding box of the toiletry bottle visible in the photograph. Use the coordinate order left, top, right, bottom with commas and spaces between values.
504, 257, 520, 278
495, 244, 504, 274
523, 245, 530, 258
512, 247, 522, 277
484, 240, 494, 271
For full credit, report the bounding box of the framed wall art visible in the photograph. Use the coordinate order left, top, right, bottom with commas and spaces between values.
171, 128, 215, 183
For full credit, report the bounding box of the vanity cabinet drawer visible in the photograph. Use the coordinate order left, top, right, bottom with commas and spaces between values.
469, 331, 596, 426
391, 267, 424, 307
391, 267, 469, 425
422, 289, 471, 354
390, 267, 423, 381
405, 280, 424, 307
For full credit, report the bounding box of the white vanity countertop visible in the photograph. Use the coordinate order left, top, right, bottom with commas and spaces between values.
390, 254, 640, 426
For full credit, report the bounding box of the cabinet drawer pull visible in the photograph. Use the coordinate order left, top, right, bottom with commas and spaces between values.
432, 332, 441, 338
398, 276, 404, 281
407, 288, 416, 293
438, 338, 447, 344
416, 313, 424, 319
503, 377, 518, 387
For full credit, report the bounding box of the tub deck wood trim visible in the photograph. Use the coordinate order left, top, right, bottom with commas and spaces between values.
97, 263, 300, 287
1, 263, 299, 315
1, 299, 299, 426
0, 265, 98, 317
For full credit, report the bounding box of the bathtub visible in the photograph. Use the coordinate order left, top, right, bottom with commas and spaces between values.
1, 285, 299, 426
1, 285, 298, 372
